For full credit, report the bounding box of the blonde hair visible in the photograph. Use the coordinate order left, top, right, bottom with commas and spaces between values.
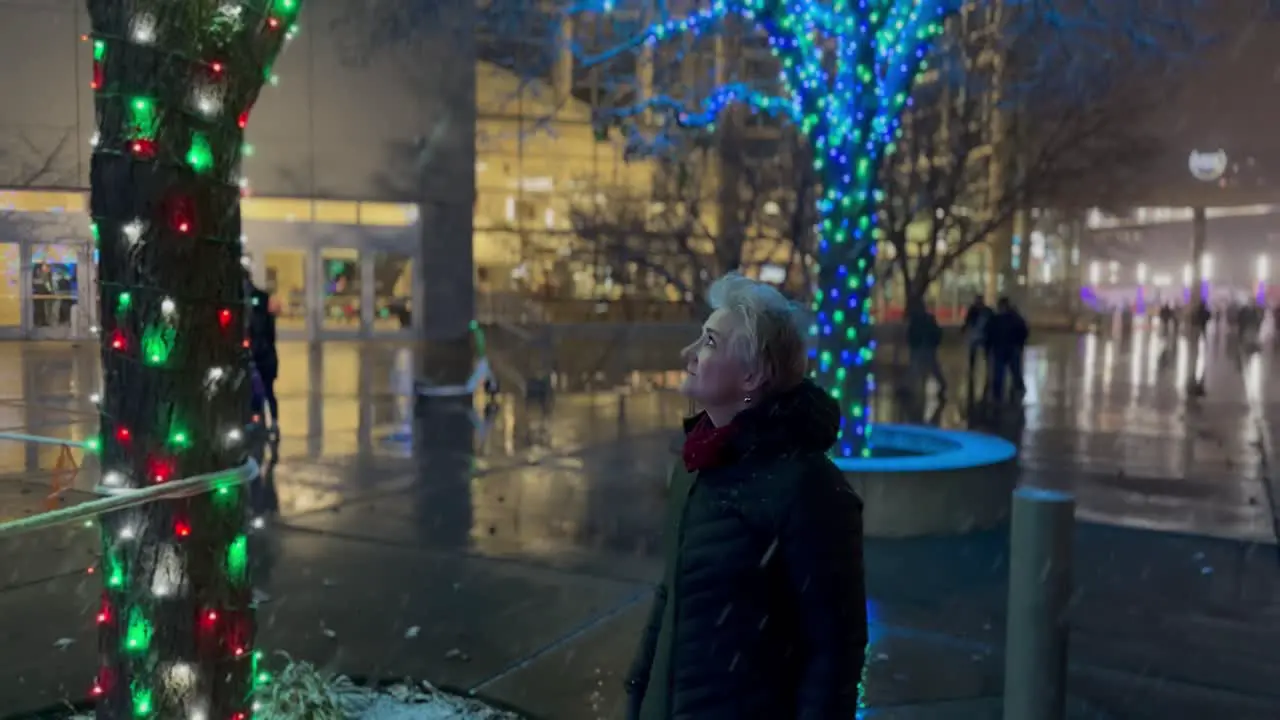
707, 272, 809, 393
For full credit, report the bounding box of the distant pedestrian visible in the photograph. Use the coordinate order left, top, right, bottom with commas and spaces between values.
962, 294, 993, 395
985, 296, 1028, 403
907, 302, 946, 397
248, 281, 280, 435
626, 272, 867, 720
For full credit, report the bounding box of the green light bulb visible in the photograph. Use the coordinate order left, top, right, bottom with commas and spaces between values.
226, 534, 248, 582
186, 132, 214, 174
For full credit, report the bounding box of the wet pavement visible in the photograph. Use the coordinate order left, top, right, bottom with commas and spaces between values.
0, 331, 1278, 718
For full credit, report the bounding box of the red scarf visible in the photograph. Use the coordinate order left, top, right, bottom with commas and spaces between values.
681, 415, 739, 472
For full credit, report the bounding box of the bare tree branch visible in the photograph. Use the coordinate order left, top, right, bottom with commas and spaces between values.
564, 126, 817, 313
878, 0, 1202, 308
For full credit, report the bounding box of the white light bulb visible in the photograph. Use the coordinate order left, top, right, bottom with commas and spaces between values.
207, 367, 224, 383
161, 298, 176, 315
123, 220, 144, 243
131, 13, 157, 44
166, 662, 199, 693
119, 524, 136, 540
89, 392, 101, 404
102, 470, 126, 487
193, 86, 222, 117
90, 131, 100, 147
89, 325, 100, 335
150, 544, 186, 598
225, 428, 244, 444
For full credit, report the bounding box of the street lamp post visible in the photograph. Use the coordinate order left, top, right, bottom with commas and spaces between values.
1136, 262, 1148, 314
1186, 149, 1223, 319
1258, 254, 1270, 306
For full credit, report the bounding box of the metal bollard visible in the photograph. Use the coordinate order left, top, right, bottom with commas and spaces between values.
1003, 487, 1075, 720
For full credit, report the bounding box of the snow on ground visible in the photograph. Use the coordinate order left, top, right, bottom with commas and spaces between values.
70, 659, 521, 720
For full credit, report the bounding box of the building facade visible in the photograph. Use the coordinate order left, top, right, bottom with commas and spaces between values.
0, 0, 474, 342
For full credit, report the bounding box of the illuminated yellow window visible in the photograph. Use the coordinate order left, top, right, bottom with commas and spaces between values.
358, 202, 418, 227
313, 200, 359, 224
242, 198, 313, 222
0, 190, 87, 213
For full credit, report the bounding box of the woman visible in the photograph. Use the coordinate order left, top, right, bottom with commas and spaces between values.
626, 273, 868, 720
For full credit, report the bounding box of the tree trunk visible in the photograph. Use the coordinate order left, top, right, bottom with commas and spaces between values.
86, 1, 298, 715
812, 155, 879, 459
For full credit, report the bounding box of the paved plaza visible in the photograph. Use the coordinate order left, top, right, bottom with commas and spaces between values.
0, 328, 1279, 718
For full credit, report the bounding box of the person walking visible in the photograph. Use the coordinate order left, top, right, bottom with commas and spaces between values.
907, 302, 947, 397
985, 296, 1028, 402
961, 294, 992, 396
626, 272, 868, 720
248, 281, 280, 435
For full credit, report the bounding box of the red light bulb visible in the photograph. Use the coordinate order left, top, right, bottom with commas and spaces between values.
115, 427, 130, 442
267, 16, 280, 29
148, 457, 174, 484
175, 520, 191, 538
206, 610, 218, 623
211, 61, 224, 73
219, 308, 233, 327
110, 330, 126, 350
237, 110, 250, 129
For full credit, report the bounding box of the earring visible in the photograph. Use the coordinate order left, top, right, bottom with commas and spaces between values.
743, 395, 752, 405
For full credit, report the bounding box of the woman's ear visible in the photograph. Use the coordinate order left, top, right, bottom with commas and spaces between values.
741, 360, 768, 396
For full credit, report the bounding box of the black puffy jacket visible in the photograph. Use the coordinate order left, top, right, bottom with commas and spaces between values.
627, 380, 868, 720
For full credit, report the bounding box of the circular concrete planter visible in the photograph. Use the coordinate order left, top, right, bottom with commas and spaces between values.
835, 424, 1018, 538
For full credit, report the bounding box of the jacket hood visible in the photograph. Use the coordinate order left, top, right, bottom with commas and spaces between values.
685, 378, 842, 458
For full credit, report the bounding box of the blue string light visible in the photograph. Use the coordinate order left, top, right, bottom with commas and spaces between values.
601, 0, 947, 457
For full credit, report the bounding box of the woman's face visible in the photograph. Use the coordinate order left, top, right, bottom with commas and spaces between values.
680, 309, 749, 407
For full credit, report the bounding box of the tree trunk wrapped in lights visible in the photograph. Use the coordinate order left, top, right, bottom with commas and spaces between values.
85, 0, 300, 716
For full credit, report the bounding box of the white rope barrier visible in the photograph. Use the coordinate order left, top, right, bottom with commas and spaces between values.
0, 458, 259, 540
0, 432, 92, 448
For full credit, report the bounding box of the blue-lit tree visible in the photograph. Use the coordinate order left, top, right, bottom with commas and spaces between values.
574, 0, 949, 457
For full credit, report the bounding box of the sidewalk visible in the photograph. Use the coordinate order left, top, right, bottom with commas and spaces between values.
0, 337, 1278, 718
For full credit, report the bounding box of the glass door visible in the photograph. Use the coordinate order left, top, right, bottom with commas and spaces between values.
0, 242, 21, 338
262, 249, 309, 339
369, 249, 415, 337
318, 248, 362, 337
28, 242, 88, 339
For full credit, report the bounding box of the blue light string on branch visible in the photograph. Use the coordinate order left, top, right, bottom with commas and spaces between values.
586, 0, 948, 457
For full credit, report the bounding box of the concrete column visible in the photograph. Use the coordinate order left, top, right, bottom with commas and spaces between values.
553, 16, 575, 110
1064, 216, 1084, 327
1011, 206, 1030, 305
986, 230, 1012, 301
1190, 206, 1207, 307
415, 0, 477, 384
1004, 487, 1075, 720
1185, 206, 1207, 394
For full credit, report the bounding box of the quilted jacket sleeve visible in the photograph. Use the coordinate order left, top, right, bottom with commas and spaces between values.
780, 462, 869, 720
